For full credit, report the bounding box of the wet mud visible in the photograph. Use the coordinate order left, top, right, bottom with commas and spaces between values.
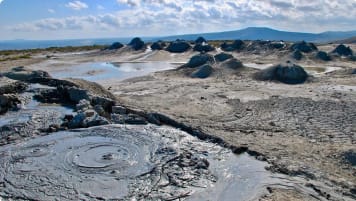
0, 124, 329, 201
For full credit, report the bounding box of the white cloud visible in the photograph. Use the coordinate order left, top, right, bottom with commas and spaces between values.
0, 0, 4, 4
97, 5, 105, 10
6, 0, 356, 39
65, 1, 88, 10
48, 9, 55, 13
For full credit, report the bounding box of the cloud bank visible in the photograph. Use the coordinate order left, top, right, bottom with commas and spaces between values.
8, 0, 356, 38
65, 1, 88, 11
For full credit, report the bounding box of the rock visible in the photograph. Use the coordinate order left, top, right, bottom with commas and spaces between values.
84, 114, 110, 127
75, 99, 91, 112
332, 44, 353, 56
111, 114, 125, 124
91, 96, 115, 113
67, 87, 90, 103
93, 105, 106, 116
291, 50, 303, 60
106, 42, 124, 50
3, 67, 51, 82
214, 53, 233, 62
112, 113, 147, 125
124, 114, 147, 125
68, 110, 110, 128
33, 88, 68, 104
290, 41, 318, 53
128, 37, 145, 51
254, 61, 308, 84
221, 40, 244, 51
68, 112, 86, 128
343, 151, 356, 166
151, 42, 163, 50
269, 42, 285, 49
166, 40, 191, 53
146, 113, 161, 125
0, 94, 21, 114
112, 106, 127, 114
193, 44, 215, 52
0, 78, 28, 94
195, 36, 207, 44
185, 54, 214, 68
316, 51, 331, 61
349, 55, 356, 61
191, 65, 214, 79
221, 58, 243, 69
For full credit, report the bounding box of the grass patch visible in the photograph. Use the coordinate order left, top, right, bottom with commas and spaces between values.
0, 45, 107, 57
0, 54, 32, 62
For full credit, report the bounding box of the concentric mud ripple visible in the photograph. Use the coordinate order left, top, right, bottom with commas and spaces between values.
0, 125, 220, 200
0, 124, 328, 201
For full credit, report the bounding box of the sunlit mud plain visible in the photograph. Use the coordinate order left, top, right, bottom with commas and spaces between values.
0, 41, 355, 200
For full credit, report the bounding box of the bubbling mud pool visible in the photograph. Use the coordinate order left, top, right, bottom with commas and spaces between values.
0, 124, 320, 201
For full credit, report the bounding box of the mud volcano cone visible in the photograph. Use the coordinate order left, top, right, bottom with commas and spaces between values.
254, 61, 308, 84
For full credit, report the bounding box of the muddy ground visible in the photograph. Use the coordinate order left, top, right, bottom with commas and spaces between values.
1, 42, 356, 200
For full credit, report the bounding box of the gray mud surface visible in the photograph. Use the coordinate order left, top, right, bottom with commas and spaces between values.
0, 124, 331, 201
0, 125, 278, 200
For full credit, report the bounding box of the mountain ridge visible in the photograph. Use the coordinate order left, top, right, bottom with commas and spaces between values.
157, 27, 356, 43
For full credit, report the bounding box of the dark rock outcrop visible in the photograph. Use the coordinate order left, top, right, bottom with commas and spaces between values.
3, 66, 51, 82
221, 58, 243, 70
195, 36, 207, 44
0, 94, 21, 114
111, 113, 147, 125
150, 42, 163, 50
254, 61, 308, 84
191, 65, 213, 79
166, 40, 191, 53
128, 37, 145, 51
67, 87, 90, 103
0, 78, 27, 94
316, 51, 331, 61
193, 44, 215, 52
343, 151, 356, 166
332, 44, 353, 56
214, 53, 233, 62
269, 42, 285, 49
68, 110, 110, 129
185, 54, 214, 68
352, 69, 356, 74
290, 41, 318, 53
106, 42, 124, 50
221, 40, 244, 51
292, 50, 303, 60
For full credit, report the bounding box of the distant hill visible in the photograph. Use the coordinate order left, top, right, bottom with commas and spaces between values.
334, 36, 356, 44
157, 27, 356, 43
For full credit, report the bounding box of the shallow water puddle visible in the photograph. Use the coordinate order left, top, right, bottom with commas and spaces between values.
304, 66, 342, 75
51, 62, 178, 82
0, 124, 321, 200
0, 85, 73, 127
244, 63, 274, 69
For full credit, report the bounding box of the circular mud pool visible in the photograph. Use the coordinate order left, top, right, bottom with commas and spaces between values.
0, 124, 309, 200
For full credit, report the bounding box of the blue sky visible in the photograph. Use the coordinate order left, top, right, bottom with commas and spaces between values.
0, 0, 355, 40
